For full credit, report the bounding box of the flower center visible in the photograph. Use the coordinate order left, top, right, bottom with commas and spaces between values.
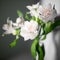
28, 25, 34, 32
43, 8, 51, 17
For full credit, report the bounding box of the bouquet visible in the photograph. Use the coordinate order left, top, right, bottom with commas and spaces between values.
2, 2, 60, 60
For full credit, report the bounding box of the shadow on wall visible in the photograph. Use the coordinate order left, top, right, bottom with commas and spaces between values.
53, 15, 60, 60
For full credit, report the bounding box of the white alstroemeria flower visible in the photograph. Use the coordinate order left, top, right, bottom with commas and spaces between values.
20, 20, 39, 41
12, 17, 24, 28
2, 18, 16, 35
26, 2, 39, 17
38, 4, 57, 22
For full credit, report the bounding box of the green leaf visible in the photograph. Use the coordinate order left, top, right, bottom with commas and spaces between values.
36, 18, 45, 26
44, 22, 52, 34
38, 46, 44, 60
41, 45, 45, 57
25, 12, 29, 20
17, 10, 23, 17
9, 39, 18, 48
41, 35, 46, 40
36, 44, 45, 60
16, 29, 20, 35
31, 37, 39, 59
43, 20, 60, 35
31, 16, 35, 20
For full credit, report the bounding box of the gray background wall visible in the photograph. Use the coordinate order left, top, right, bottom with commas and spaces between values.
0, 0, 39, 60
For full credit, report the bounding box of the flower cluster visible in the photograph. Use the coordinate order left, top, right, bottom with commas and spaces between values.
2, 2, 57, 40
2, 2, 59, 60
2, 17, 24, 35
2, 17, 39, 41
20, 20, 39, 41
27, 3, 57, 22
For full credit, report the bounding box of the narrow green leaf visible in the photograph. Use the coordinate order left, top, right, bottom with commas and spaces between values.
37, 18, 45, 26
44, 20, 60, 35
44, 22, 52, 34
41, 45, 45, 57
31, 37, 39, 59
16, 29, 20, 35
31, 16, 35, 20
36, 44, 45, 60
9, 39, 18, 48
38, 47, 44, 60
25, 12, 30, 20
41, 35, 46, 40
17, 10, 23, 17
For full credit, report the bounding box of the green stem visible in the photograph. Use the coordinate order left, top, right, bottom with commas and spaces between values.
36, 43, 45, 60
44, 20, 60, 34
31, 37, 39, 60
36, 17, 38, 22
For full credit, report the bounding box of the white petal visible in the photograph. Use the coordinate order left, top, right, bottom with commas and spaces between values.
26, 6, 32, 10
16, 17, 21, 23
7, 18, 12, 25
2, 24, 8, 30
32, 2, 39, 9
